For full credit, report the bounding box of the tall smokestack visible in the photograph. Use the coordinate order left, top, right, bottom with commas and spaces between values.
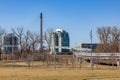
40, 13, 43, 51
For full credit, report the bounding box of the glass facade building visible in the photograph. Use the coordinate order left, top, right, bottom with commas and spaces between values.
51, 29, 70, 53
3, 33, 18, 54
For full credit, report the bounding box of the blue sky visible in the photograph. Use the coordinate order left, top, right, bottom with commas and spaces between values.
0, 0, 120, 47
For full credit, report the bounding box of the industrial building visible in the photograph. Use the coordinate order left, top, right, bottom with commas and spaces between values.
80, 43, 99, 50
50, 29, 70, 53
3, 33, 18, 54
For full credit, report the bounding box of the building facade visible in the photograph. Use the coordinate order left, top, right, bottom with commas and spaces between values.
80, 43, 99, 50
3, 33, 18, 54
51, 29, 70, 53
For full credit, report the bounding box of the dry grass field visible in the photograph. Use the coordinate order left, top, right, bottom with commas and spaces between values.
0, 67, 120, 80
0, 62, 120, 80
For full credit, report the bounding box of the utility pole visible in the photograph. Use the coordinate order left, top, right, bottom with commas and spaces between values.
40, 13, 43, 52
90, 30, 93, 70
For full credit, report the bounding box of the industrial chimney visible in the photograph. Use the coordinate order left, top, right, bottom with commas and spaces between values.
40, 13, 43, 51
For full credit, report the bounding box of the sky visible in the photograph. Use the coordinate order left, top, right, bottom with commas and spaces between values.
0, 0, 120, 47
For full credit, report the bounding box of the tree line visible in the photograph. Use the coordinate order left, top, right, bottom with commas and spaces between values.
0, 26, 119, 69
96, 26, 120, 53
0, 26, 53, 61
0, 26, 120, 60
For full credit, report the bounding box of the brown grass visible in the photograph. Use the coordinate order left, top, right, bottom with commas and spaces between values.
0, 60, 120, 80
0, 66, 120, 80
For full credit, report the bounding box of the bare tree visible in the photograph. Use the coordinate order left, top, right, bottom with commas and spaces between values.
28, 31, 39, 67
22, 30, 30, 60
110, 27, 120, 52
96, 26, 120, 53
79, 57, 83, 69
20, 30, 32, 68
96, 26, 120, 68
29, 32, 39, 55
97, 27, 111, 52
97, 27, 111, 43
0, 27, 5, 60
71, 54, 76, 69
44, 28, 53, 51
12, 27, 24, 59
44, 28, 53, 68
109, 53, 117, 69
23, 30, 30, 51
111, 26, 120, 40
